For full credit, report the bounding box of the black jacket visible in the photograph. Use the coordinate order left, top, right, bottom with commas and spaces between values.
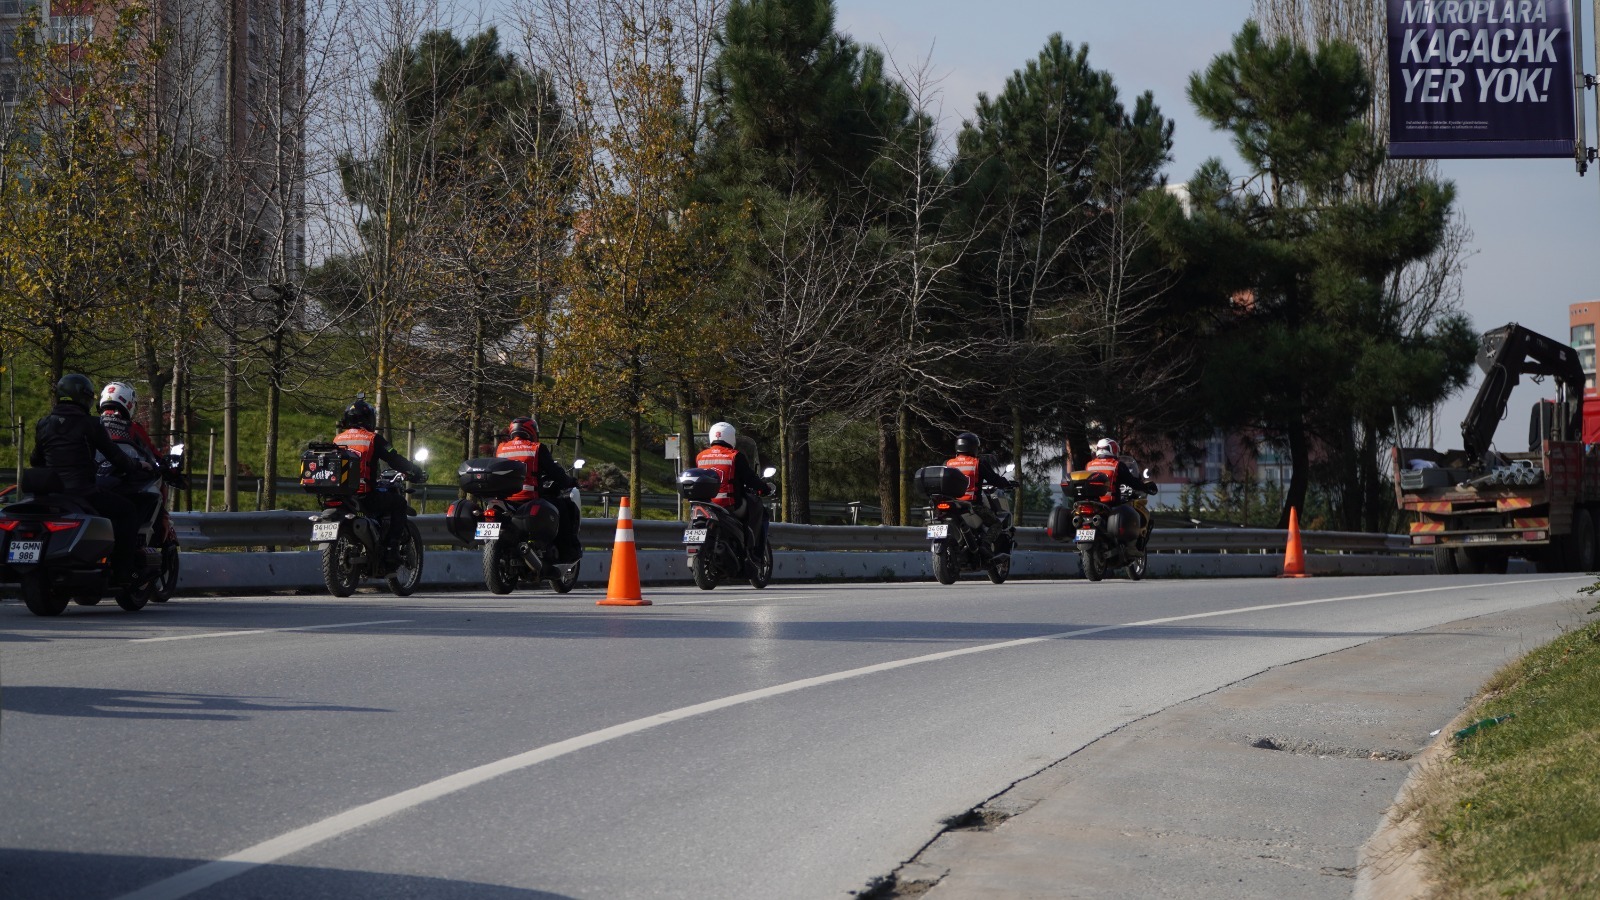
714, 444, 769, 497
31, 403, 135, 493
366, 432, 422, 483
977, 456, 1016, 491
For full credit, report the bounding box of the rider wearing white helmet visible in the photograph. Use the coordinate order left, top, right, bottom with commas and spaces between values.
694, 421, 772, 554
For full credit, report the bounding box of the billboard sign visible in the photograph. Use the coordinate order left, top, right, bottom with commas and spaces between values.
1387, 0, 1577, 158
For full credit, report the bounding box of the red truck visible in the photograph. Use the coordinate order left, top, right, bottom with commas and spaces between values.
1394, 322, 1598, 574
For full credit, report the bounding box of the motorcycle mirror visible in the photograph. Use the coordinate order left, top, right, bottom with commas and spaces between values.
1142, 467, 1152, 479
169, 443, 185, 457
1003, 463, 1016, 477
414, 447, 431, 463
761, 466, 777, 478
573, 458, 586, 470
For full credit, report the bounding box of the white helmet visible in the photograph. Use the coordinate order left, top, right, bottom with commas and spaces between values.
708, 421, 736, 447
1093, 438, 1120, 459
100, 381, 137, 418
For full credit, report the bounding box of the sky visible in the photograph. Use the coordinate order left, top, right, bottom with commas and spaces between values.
828, 0, 1600, 453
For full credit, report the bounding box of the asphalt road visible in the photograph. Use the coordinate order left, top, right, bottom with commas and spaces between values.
0, 573, 1589, 900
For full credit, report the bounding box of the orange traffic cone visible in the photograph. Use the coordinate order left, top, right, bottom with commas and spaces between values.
598, 496, 651, 606
1279, 506, 1309, 578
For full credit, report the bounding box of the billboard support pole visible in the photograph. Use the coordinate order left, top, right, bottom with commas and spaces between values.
1577, 0, 1591, 174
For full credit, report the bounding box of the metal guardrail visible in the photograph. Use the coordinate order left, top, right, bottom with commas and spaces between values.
169, 511, 1410, 556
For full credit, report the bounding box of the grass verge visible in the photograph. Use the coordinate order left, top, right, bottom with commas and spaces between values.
1404, 612, 1600, 898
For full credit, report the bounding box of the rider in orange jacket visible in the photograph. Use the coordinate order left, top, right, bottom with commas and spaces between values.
494, 416, 580, 562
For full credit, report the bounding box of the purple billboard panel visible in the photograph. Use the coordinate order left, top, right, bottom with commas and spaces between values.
1387, 0, 1576, 158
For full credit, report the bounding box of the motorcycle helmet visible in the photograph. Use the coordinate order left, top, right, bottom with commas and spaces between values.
56, 373, 95, 410
100, 381, 137, 418
508, 416, 538, 441
340, 397, 376, 430
1093, 438, 1120, 459
708, 421, 737, 447
955, 432, 980, 455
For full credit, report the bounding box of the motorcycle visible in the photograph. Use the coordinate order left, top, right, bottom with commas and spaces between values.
676, 466, 777, 590
1, 444, 186, 616
445, 457, 586, 594
301, 442, 424, 597
913, 463, 1016, 585
1049, 469, 1155, 582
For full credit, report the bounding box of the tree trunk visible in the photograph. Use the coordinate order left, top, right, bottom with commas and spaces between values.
223, 330, 239, 511
792, 414, 811, 525
676, 392, 695, 523
1281, 417, 1310, 529
1063, 420, 1090, 477
628, 407, 642, 510
263, 364, 281, 511
877, 407, 898, 525
467, 311, 485, 460
897, 405, 912, 526
777, 403, 790, 525
1011, 405, 1025, 524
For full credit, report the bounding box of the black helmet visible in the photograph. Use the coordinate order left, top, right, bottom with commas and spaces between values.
507, 416, 538, 441
955, 432, 980, 455
56, 373, 95, 410
340, 398, 376, 430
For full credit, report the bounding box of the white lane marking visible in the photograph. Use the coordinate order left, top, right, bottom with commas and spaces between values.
129, 620, 412, 644
116, 576, 1581, 900
659, 594, 810, 605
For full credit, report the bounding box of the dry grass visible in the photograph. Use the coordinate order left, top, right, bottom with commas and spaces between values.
1399, 619, 1600, 898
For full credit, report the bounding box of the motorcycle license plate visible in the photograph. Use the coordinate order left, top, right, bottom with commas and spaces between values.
683, 528, 707, 544
1074, 528, 1097, 542
926, 523, 949, 539
475, 522, 502, 540
6, 540, 42, 564
310, 523, 340, 543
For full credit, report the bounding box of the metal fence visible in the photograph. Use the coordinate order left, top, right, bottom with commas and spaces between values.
168, 510, 1411, 556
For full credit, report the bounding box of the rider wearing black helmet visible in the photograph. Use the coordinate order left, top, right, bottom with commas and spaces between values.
333, 396, 425, 565
945, 432, 1016, 526
29, 374, 147, 580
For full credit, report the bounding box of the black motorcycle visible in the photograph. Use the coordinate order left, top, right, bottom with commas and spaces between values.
446, 457, 585, 594
914, 464, 1015, 585
1, 445, 185, 616
676, 466, 777, 590
301, 442, 424, 597
1049, 470, 1154, 581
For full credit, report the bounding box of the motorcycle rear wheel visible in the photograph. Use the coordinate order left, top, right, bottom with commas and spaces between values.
1082, 548, 1104, 582
748, 541, 773, 589
116, 583, 149, 612
21, 574, 69, 617
931, 543, 957, 585
483, 539, 519, 594
385, 520, 424, 597
691, 552, 716, 590
322, 535, 360, 597
550, 558, 580, 594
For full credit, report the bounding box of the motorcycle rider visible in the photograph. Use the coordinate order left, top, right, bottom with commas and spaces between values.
1086, 438, 1158, 546
28, 374, 146, 581
332, 397, 425, 565
694, 421, 772, 565
97, 381, 169, 527
494, 416, 581, 564
946, 432, 1016, 528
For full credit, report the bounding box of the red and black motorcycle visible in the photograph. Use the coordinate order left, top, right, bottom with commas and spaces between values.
1049, 470, 1154, 582
301, 443, 425, 597
445, 457, 585, 594
914, 464, 1015, 585
677, 466, 777, 590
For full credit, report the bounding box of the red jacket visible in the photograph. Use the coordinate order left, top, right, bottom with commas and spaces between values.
334, 427, 377, 493
1086, 457, 1123, 503
696, 445, 739, 508
496, 437, 542, 502
946, 454, 980, 501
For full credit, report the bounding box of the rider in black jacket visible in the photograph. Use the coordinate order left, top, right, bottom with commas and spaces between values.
29, 374, 148, 580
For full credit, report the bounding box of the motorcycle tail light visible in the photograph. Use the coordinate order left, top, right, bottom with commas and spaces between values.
485, 508, 497, 518
0, 520, 18, 531
45, 521, 82, 532
937, 503, 951, 510
1075, 504, 1096, 515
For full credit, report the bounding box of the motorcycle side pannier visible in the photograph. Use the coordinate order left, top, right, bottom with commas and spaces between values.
678, 468, 722, 502
444, 498, 481, 546
458, 457, 525, 498
300, 443, 361, 495
913, 465, 969, 498
1046, 505, 1073, 542
514, 499, 561, 544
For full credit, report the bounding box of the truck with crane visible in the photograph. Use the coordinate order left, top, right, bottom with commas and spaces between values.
1393, 322, 1599, 574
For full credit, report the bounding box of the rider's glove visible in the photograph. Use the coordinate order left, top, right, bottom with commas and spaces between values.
407, 468, 427, 483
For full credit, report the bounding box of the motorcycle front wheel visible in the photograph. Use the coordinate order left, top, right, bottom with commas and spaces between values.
690, 551, 717, 590
931, 542, 957, 585
1081, 547, 1104, 582
1126, 553, 1147, 581
985, 551, 1009, 585
321, 534, 361, 597
483, 538, 519, 594
115, 582, 150, 612
748, 541, 773, 589
153, 541, 179, 602
550, 557, 580, 594
21, 574, 69, 617
385, 520, 424, 597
